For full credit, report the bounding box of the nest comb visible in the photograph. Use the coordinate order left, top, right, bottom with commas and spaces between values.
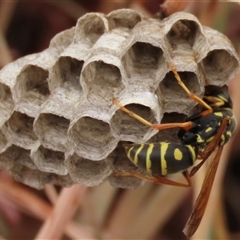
0, 9, 239, 189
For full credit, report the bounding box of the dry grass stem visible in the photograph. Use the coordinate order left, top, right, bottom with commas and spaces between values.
130, 1, 152, 17
160, 0, 192, 16
0, 234, 7, 240
49, 0, 87, 20
108, 174, 190, 239
0, 180, 93, 239
0, 179, 51, 220
213, 193, 230, 239
0, 1, 17, 33
64, 221, 96, 240
98, 0, 129, 13
35, 184, 87, 239
107, 182, 154, 238
128, 176, 189, 239
88, 182, 117, 227
0, 31, 13, 66
44, 184, 58, 204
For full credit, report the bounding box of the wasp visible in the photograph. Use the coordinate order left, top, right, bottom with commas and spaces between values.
113, 62, 236, 238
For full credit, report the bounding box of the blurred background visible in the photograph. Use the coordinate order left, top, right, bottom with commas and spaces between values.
0, 1, 240, 239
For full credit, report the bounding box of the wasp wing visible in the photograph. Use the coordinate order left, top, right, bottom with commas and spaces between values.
183, 146, 223, 238
183, 118, 228, 238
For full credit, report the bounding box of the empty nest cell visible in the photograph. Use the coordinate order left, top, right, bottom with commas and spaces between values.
202, 49, 240, 85
31, 145, 67, 175
81, 60, 124, 103
34, 113, 70, 152
47, 174, 73, 187
68, 116, 116, 160
0, 83, 14, 126
10, 165, 48, 189
50, 56, 83, 91
5, 111, 38, 149
65, 153, 112, 186
75, 13, 106, 48
14, 65, 50, 107
0, 144, 35, 170
111, 103, 156, 142
18, 65, 49, 96
122, 42, 164, 79
9, 164, 72, 189
159, 70, 201, 113
166, 19, 201, 50
109, 174, 143, 189
107, 9, 142, 30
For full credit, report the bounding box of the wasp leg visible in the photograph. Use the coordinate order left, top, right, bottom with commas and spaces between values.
113, 171, 191, 187
168, 62, 213, 111
182, 170, 192, 186
113, 98, 153, 128
152, 122, 193, 131
113, 98, 193, 131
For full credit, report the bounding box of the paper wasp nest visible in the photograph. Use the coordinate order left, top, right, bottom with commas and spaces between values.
0, 9, 239, 189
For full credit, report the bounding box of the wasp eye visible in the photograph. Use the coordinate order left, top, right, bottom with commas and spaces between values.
182, 132, 197, 144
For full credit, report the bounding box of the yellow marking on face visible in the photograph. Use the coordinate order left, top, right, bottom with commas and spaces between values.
133, 144, 144, 165
197, 135, 204, 143
214, 112, 223, 117
174, 148, 183, 161
161, 143, 168, 175
146, 144, 154, 174
218, 95, 227, 103
204, 96, 225, 106
205, 127, 212, 133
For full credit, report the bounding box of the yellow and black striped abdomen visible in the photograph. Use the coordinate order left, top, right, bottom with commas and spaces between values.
124, 142, 198, 176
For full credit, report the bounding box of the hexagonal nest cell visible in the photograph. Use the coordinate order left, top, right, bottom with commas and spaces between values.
50, 56, 83, 91
65, 152, 112, 186
5, 111, 38, 149
0, 83, 14, 126
202, 49, 240, 85
15, 65, 50, 104
31, 145, 67, 175
166, 20, 200, 49
123, 42, 164, 78
69, 115, 116, 160
159, 70, 202, 113
81, 60, 124, 104
0, 145, 35, 170
0, 9, 239, 189
34, 113, 70, 152
75, 13, 107, 48
111, 103, 156, 141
